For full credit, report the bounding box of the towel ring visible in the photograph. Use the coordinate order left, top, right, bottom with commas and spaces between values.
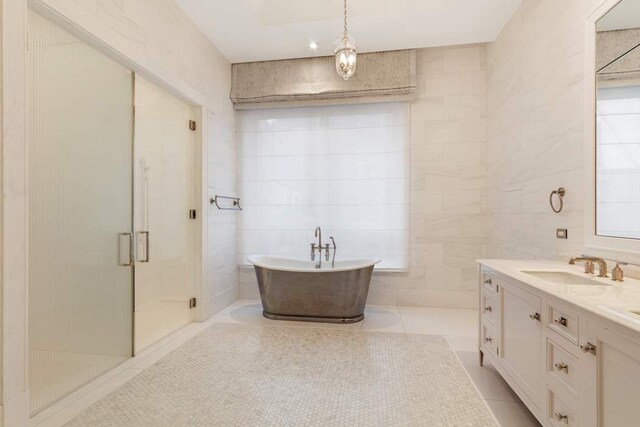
549, 187, 565, 213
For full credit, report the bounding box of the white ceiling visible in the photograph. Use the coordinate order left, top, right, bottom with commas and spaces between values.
175, 0, 523, 63
597, 0, 640, 32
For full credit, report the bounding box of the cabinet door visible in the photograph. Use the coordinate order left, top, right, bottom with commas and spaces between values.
580, 321, 640, 427
498, 280, 542, 409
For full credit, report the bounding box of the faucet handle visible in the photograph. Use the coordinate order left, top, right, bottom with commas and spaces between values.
584, 261, 595, 274
324, 243, 330, 261
310, 243, 316, 261
612, 262, 625, 282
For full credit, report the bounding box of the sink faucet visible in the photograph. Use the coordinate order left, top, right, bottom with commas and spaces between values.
569, 256, 608, 278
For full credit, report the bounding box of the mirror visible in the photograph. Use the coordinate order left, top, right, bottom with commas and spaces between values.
595, 0, 640, 240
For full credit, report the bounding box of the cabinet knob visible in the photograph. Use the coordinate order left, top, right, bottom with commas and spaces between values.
484, 337, 492, 343
580, 342, 597, 355
554, 411, 569, 424
529, 312, 541, 321
554, 316, 568, 327
484, 306, 492, 312
554, 362, 569, 373
484, 278, 492, 285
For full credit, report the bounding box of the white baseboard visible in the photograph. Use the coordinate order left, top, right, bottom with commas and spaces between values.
4, 390, 29, 427
204, 285, 239, 319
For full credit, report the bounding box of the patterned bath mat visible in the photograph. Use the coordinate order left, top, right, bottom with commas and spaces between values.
67, 323, 496, 426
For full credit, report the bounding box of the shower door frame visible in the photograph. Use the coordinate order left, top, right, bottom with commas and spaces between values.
2, 0, 210, 423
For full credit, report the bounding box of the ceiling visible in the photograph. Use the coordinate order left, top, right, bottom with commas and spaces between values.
175, 0, 523, 63
597, 0, 640, 32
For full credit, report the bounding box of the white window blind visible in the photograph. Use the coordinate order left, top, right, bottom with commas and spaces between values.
237, 102, 409, 269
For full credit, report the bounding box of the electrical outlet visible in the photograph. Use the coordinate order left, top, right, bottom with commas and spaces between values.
556, 228, 568, 239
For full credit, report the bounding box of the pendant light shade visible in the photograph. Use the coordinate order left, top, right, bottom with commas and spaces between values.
334, 0, 357, 80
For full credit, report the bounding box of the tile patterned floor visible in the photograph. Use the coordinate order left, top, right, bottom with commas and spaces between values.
213, 301, 540, 427
66, 323, 497, 426
33, 300, 541, 426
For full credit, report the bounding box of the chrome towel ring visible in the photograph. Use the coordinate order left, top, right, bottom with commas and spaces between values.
549, 187, 565, 213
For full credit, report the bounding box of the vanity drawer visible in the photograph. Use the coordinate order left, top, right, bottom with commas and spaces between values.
547, 387, 577, 427
547, 338, 578, 396
547, 303, 579, 345
480, 322, 497, 357
481, 292, 497, 325
481, 271, 496, 294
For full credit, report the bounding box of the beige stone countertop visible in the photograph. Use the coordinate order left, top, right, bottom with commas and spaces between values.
478, 259, 640, 336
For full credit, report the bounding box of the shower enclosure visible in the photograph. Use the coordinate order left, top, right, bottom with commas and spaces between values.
27, 10, 197, 414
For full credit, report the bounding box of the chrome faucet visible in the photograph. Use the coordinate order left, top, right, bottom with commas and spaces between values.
310, 228, 337, 269
329, 237, 336, 268
315, 226, 322, 249
569, 256, 608, 278
311, 227, 323, 269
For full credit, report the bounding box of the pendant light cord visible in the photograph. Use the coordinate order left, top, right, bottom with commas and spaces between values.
343, 0, 348, 36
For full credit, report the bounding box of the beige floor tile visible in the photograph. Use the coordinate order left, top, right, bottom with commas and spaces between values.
456, 351, 521, 402
361, 305, 405, 332
213, 300, 405, 332
445, 335, 478, 352
66, 323, 497, 426
486, 400, 541, 427
399, 306, 479, 337
34, 301, 539, 427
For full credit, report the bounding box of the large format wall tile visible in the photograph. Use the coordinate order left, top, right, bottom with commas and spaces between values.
485, 0, 603, 260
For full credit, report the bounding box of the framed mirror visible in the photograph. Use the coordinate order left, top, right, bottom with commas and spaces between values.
585, 0, 640, 260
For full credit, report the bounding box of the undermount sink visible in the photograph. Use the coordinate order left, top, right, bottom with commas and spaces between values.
521, 270, 611, 286
598, 305, 640, 325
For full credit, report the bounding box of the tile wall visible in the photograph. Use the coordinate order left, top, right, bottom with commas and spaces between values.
485, 0, 604, 260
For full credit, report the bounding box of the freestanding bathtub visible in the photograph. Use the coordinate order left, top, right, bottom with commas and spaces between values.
248, 256, 380, 323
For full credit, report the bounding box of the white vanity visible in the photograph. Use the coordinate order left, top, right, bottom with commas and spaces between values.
478, 259, 640, 426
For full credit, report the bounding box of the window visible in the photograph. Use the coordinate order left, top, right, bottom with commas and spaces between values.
237, 102, 409, 269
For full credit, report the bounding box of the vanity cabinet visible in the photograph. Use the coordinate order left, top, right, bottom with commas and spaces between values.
479, 264, 640, 427
498, 279, 542, 410
579, 321, 640, 427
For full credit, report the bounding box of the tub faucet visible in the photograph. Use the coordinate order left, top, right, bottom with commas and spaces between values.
311, 226, 322, 269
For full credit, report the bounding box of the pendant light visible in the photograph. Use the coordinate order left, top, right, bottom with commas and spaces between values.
334, 0, 357, 80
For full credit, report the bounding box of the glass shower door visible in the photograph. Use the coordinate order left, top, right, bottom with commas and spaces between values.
27, 10, 134, 414
133, 75, 196, 353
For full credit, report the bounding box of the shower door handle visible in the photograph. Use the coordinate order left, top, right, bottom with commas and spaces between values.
117, 232, 133, 266
136, 231, 150, 263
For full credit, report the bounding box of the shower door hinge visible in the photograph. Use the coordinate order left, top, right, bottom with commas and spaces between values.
189, 120, 197, 131
189, 209, 197, 219
189, 298, 197, 309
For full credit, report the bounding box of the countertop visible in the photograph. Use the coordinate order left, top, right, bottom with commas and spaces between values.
478, 259, 640, 336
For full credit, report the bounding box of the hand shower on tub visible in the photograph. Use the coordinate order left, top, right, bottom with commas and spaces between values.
329, 237, 336, 268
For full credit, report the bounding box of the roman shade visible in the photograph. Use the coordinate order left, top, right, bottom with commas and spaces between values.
230, 50, 417, 109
